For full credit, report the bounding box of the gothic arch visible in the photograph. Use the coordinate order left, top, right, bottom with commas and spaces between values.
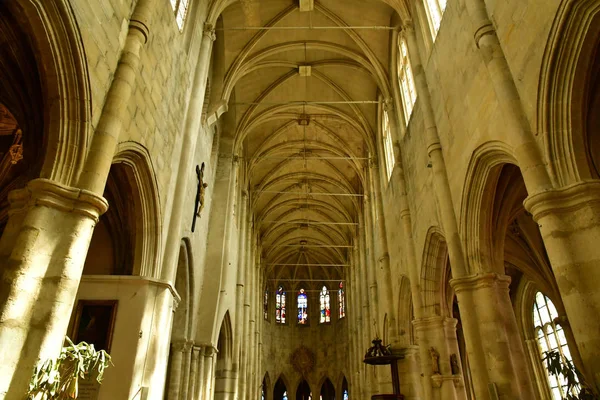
460, 141, 518, 274
420, 226, 448, 317
538, 0, 600, 186
396, 275, 413, 345
172, 238, 194, 341
273, 374, 291, 400
113, 142, 162, 277
3, 0, 91, 186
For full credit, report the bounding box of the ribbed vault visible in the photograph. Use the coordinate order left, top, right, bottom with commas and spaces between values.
217, 0, 397, 286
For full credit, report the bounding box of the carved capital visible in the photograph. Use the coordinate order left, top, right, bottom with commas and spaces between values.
431, 374, 463, 388
524, 180, 600, 222
203, 23, 217, 41
8, 178, 108, 222
450, 273, 511, 294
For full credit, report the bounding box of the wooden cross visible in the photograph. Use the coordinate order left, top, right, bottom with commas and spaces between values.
192, 162, 208, 232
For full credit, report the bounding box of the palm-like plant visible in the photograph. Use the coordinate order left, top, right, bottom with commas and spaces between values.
544, 350, 597, 400
27, 337, 112, 399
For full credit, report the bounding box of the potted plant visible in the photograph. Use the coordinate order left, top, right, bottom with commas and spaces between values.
544, 350, 598, 400
27, 337, 112, 399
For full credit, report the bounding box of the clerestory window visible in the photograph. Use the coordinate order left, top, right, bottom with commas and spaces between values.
398, 37, 417, 124
382, 109, 395, 180
275, 286, 286, 324
169, 0, 190, 30
423, 0, 447, 39
320, 286, 331, 323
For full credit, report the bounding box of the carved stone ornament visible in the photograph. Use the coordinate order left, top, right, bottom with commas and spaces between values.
290, 345, 315, 377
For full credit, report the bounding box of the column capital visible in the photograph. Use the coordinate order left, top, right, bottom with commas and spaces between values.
450, 273, 511, 293
524, 180, 600, 222
8, 178, 108, 222
412, 316, 457, 332
172, 339, 195, 352
203, 22, 217, 41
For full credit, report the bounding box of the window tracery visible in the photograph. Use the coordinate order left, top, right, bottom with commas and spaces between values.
398, 37, 417, 123
382, 109, 395, 180
533, 291, 577, 399
276, 286, 286, 324
319, 286, 331, 323
169, 0, 190, 30
298, 288, 308, 324
264, 287, 269, 321
338, 281, 346, 319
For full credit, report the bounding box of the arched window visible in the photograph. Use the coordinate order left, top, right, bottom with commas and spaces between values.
342, 377, 349, 399
283, 391, 288, 400
382, 109, 395, 180
169, 0, 190, 30
320, 286, 331, 323
338, 281, 346, 319
276, 286, 286, 324
264, 287, 269, 321
423, 0, 447, 38
533, 291, 577, 399
298, 288, 308, 324
398, 37, 417, 124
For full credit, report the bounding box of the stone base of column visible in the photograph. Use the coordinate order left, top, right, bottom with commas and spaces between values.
0, 179, 108, 398
525, 179, 600, 386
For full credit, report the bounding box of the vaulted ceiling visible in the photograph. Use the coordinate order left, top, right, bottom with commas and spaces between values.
217, 0, 398, 285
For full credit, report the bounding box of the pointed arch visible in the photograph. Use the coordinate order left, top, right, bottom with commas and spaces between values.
3, 0, 91, 186
113, 142, 162, 277
273, 374, 290, 400
420, 226, 448, 317
537, 0, 600, 186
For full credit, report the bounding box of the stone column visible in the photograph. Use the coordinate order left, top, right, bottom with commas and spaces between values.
450, 273, 535, 399
167, 341, 185, 399
189, 346, 201, 400
397, 346, 423, 400
160, 22, 216, 282
239, 223, 253, 400
524, 182, 600, 386
195, 346, 207, 399
363, 194, 380, 339
368, 161, 399, 347
232, 192, 248, 399
413, 317, 467, 400
181, 340, 194, 400
0, 180, 108, 397
204, 346, 217, 399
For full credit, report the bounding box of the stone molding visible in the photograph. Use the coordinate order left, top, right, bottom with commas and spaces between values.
431, 374, 463, 388
524, 180, 600, 221
473, 23, 495, 49
8, 178, 108, 222
80, 275, 181, 305
172, 339, 195, 353
412, 316, 458, 333
450, 273, 511, 293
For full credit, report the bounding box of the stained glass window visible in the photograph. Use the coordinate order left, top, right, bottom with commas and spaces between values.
343, 389, 349, 400
533, 292, 578, 399
382, 110, 395, 180
398, 37, 417, 124
338, 281, 346, 319
276, 286, 286, 324
298, 288, 308, 324
264, 288, 269, 321
283, 391, 288, 400
423, 0, 447, 38
169, 0, 190, 30
320, 286, 331, 323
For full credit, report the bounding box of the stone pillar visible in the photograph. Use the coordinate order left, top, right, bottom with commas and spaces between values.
450, 273, 535, 399
160, 22, 216, 282
0, 180, 108, 397
232, 192, 248, 399
204, 346, 217, 399
397, 346, 423, 400
524, 181, 600, 386
413, 317, 468, 400
363, 193, 380, 339
181, 340, 194, 400
368, 161, 399, 346
167, 341, 185, 399
195, 346, 207, 399
189, 346, 201, 400
239, 223, 253, 400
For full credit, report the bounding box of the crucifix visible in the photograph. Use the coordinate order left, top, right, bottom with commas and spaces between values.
191, 162, 208, 232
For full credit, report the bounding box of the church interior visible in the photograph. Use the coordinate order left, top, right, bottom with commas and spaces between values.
0, 0, 599, 399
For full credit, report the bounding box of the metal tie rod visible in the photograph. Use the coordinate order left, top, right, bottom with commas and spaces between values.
268, 279, 346, 282
254, 190, 364, 197
270, 244, 353, 248
266, 263, 350, 266
255, 156, 370, 161
231, 100, 380, 105
216, 26, 395, 31
262, 220, 358, 226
